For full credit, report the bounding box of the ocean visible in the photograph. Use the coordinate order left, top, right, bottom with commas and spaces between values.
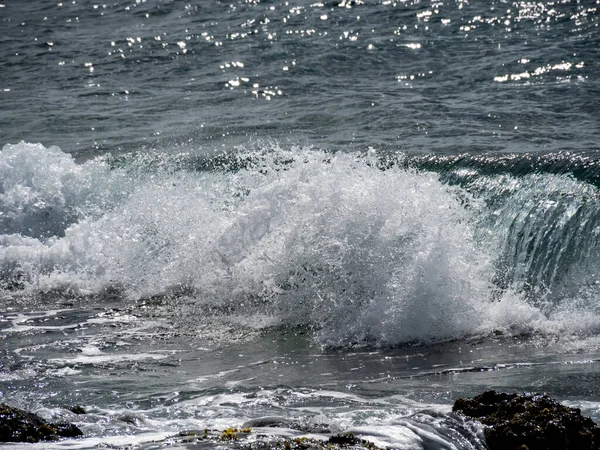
1, 0, 599, 448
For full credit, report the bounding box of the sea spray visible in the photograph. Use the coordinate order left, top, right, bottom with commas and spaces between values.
2, 143, 600, 346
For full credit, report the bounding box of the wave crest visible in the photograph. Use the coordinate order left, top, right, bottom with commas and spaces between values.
2, 142, 600, 346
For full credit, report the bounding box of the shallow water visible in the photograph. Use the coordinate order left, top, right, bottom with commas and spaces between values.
3, 303, 600, 449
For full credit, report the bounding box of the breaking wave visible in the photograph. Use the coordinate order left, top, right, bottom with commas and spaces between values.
2, 142, 600, 346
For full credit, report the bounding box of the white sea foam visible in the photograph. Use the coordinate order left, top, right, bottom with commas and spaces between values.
2, 142, 600, 347
8, 431, 176, 449
0, 142, 135, 240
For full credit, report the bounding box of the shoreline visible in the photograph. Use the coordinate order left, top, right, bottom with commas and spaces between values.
2, 391, 599, 449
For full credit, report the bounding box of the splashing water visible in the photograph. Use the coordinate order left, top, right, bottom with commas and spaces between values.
3, 142, 600, 347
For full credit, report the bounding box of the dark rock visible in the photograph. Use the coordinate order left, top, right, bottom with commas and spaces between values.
453, 390, 600, 450
51, 422, 84, 438
117, 412, 145, 425
328, 433, 362, 446
66, 405, 86, 415
0, 403, 83, 443
182, 428, 383, 449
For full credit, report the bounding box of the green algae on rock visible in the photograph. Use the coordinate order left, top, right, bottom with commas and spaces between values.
0, 403, 83, 443
453, 390, 600, 450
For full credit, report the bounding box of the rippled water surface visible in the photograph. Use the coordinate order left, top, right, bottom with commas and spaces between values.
3, 304, 600, 449
1, 0, 600, 448
1, 0, 598, 155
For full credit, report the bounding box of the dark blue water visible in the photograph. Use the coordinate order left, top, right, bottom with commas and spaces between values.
1, 1, 600, 448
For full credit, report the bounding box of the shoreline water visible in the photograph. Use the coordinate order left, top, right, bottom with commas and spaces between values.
2, 388, 599, 449
3, 299, 600, 448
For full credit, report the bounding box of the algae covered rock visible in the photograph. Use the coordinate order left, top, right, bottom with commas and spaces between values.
0, 403, 83, 443
453, 390, 600, 450
179, 428, 383, 449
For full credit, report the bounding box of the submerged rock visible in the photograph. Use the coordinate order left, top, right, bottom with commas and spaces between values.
66, 405, 86, 415
0, 403, 83, 443
453, 390, 600, 450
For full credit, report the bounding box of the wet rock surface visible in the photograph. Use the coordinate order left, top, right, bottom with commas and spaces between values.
453, 390, 600, 450
66, 405, 87, 415
178, 429, 383, 449
0, 403, 83, 443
